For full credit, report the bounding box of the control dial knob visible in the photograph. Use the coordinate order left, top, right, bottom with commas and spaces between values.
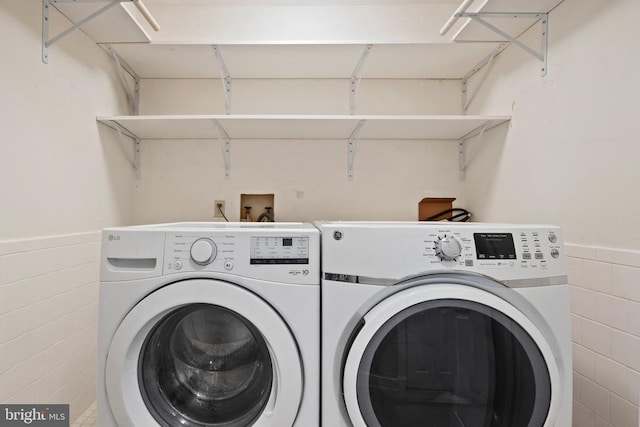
434, 235, 462, 261
190, 238, 217, 265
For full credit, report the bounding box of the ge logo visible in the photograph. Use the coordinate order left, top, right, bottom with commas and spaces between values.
108, 234, 121, 241
333, 231, 343, 241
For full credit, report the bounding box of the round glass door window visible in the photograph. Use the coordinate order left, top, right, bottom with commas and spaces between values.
354, 299, 551, 427
139, 304, 273, 427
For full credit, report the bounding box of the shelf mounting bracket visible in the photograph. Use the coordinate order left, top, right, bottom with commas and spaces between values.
213, 120, 231, 180
110, 120, 141, 179
462, 43, 506, 113
43, 0, 121, 64
42, 0, 159, 64
212, 45, 232, 114
350, 45, 373, 115
458, 122, 489, 181
348, 120, 366, 180
104, 44, 140, 114
459, 12, 549, 76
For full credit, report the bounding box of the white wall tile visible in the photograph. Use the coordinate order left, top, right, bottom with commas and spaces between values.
1, 308, 29, 343
573, 313, 583, 344
6, 382, 38, 405
627, 301, 640, 338
568, 257, 583, 286
582, 318, 612, 357
47, 341, 69, 371
0, 285, 12, 316
566, 245, 598, 261
0, 233, 99, 257
582, 260, 613, 294
575, 372, 582, 402
596, 247, 640, 270
571, 285, 598, 320
594, 417, 614, 427
0, 233, 100, 416
594, 354, 628, 399
0, 364, 28, 402
610, 329, 640, 372
0, 342, 12, 375
595, 293, 629, 332
612, 265, 640, 303
574, 399, 596, 427
627, 369, 640, 406
574, 343, 596, 379
580, 376, 610, 420
609, 394, 639, 427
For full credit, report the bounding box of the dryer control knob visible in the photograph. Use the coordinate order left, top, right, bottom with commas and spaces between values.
434, 236, 462, 261
190, 238, 217, 265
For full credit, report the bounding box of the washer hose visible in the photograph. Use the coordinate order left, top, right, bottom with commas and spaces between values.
421, 208, 472, 222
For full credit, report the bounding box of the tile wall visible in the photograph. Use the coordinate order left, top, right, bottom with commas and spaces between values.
0, 232, 100, 422
568, 244, 640, 427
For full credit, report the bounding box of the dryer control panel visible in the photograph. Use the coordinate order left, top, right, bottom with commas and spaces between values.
424, 227, 562, 271
318, 222, 565, 283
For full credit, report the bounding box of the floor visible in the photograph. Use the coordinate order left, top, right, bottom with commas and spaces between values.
71, 402, 97, 427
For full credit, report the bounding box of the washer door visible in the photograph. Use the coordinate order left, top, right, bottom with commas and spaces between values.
343, 284, 561, 427
105, 279, 303, 427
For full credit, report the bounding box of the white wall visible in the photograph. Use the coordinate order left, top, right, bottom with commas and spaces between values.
0, 0, 134, 240
462, 0, 640, 250
133, 78, 467, 223
0, 0, 134, 418
462, 0, 640, 425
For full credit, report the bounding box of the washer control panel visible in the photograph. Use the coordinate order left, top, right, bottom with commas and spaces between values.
250, 236, 309, 265
162, 228, 319, 284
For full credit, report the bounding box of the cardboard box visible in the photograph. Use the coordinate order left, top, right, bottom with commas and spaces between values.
418, 197, 456, 221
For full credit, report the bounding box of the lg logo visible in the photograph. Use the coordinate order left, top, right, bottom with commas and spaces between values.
108, 234, 121, 241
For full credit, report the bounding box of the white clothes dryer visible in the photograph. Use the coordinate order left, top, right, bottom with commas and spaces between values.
318, 222, 572, 427
97, 223, 320, 427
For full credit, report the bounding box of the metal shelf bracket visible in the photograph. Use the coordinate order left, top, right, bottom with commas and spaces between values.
462, 43, 506, 113
350, 45, 373, 115
459, 122, 489, 181
110, 120, 141, 179
104, 44, 140, 114
212, 45, 233, 114
213, 120, 231, 180
459, 12, 549, 76
348, 120, 366, 180
42, 0, 159, 64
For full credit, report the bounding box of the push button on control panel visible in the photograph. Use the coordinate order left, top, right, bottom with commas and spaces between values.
551, 249, 560, 259
173, 260, 183, 270
224, 261, 234, 271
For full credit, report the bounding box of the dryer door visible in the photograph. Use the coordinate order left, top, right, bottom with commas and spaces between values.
105, 279, 303, 427
343, 284, 561, 427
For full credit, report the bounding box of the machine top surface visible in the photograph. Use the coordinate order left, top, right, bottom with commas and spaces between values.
106, 221, 318, 232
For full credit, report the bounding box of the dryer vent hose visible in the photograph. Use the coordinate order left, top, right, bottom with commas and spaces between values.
421, 208, 472, 222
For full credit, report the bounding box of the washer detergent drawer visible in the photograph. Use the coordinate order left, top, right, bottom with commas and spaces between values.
101, 229, 165, 281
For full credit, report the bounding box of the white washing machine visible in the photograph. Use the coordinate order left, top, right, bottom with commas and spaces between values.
318, 222, 572, 427
97, 222, 320, 427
